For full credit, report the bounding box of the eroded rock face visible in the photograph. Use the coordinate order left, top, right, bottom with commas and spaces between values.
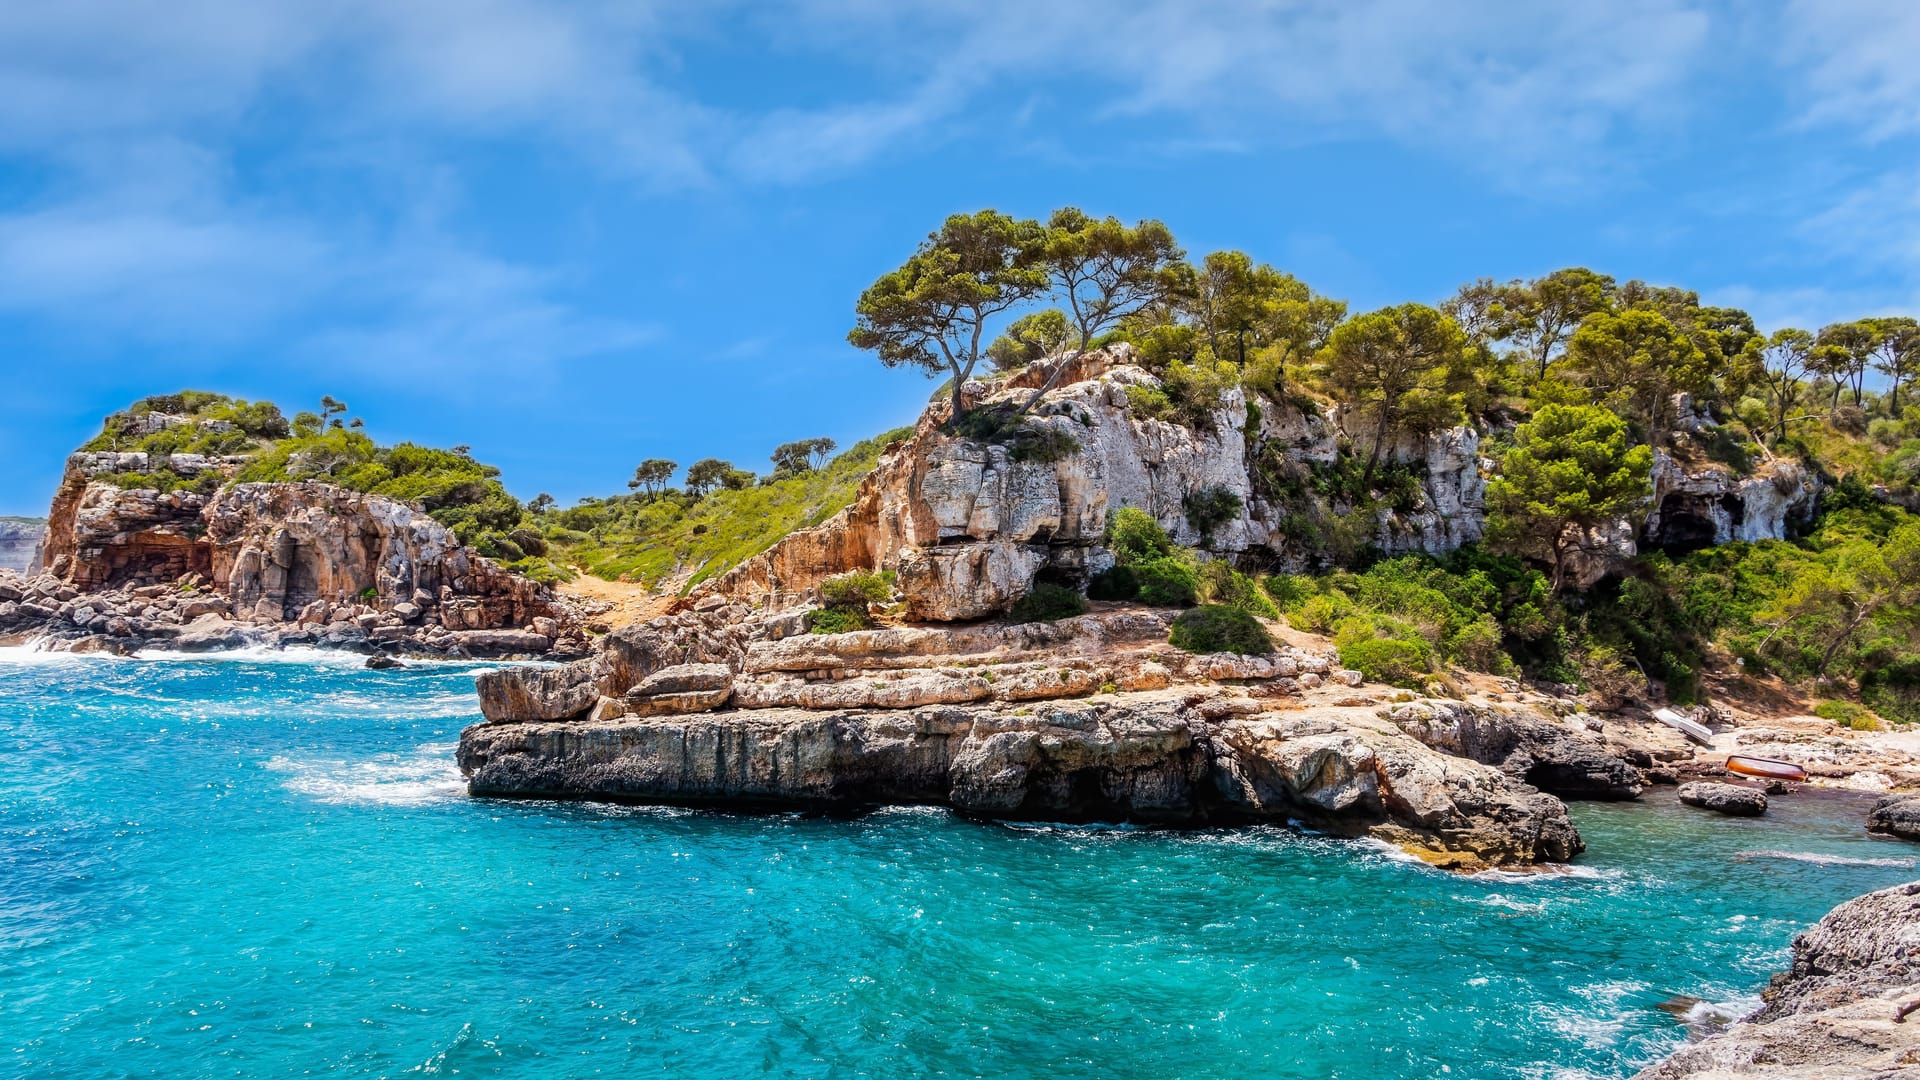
457, 690, 1582, 868
26, 453, 574, 653
0, 520, 45, 574
1634, 880, 1920, 1079
1645, 453, 1819, 555
1386, 700, 1646, 800
704, 347, 1826, 623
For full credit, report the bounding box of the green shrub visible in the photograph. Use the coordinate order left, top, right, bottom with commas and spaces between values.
507, 527, 548, 557
1087, 565, 1140, 601
1182, 486, 1243, 544
1338, 637, 1430, 687
805, 608, 869, 635
1259, 573, 1314, 612
1291, 592, 1352, 634
1008, 583, 1089, 623
1125, 384, 1173, 419
1134, 557, 1199, 607
1106, 507, 1174, 565
1169, 605, 1274, 655
1813, 700, 1882, 731
952, 403, 1081, 463
819, 569, 893, 609
1199, 561, 1279, 619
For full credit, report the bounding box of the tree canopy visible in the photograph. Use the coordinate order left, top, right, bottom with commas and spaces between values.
1485, 404, 1654, 592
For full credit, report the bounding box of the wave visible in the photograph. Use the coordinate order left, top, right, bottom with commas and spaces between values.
1734, 849, 1916, 869
266, 741, 464, 806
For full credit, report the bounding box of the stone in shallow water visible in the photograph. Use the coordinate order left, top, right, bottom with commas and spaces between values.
1677, 781, 1767, 816
1866, 794, 1920, 842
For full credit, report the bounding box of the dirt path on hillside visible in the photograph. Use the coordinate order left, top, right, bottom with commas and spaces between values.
558, 571, 673, 629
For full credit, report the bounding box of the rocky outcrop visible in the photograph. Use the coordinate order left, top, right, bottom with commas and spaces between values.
1677, 781, 1768, 816
1635, 880, 1920, 1078
14, 452, 581, 656
700, 347, 1825, 623
0, 520, 44, 574
459, 690, 1582, 868
1385, 700, 1646, 800
1868, 795, 1920, 842
1645, 452, 1820, 555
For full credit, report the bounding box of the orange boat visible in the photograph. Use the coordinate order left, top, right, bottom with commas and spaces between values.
1725, 755, 1808, 782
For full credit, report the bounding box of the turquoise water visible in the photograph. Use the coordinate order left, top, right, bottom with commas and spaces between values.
3, 651, 1915, 1080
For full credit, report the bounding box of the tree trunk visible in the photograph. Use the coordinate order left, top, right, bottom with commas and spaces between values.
1362, 407, 1392, 488
950, 366, 967, 422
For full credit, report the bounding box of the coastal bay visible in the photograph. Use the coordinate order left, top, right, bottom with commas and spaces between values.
4, 649, 1912, 1079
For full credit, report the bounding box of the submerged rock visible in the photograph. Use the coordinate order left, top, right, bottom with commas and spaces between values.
1635, 880, 1920, 1078
1677, 781, 1768, 816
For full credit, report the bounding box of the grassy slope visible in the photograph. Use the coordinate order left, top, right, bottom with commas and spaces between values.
543, 427, 913, 593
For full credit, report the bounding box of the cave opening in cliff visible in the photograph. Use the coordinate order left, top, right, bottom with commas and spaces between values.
1653, 495, 1719, 555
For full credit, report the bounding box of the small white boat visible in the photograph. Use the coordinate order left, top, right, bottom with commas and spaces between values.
1653, 707, 1715, 746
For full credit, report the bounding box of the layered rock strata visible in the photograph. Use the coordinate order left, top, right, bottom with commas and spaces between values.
1635, 880, 1920, 1079
462, 606, 1582, 868
0, 520, 44, 574
459, 691, 1582, 869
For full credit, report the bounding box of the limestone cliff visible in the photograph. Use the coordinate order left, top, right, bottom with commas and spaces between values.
704, 345, 1818, 621
20, 448, 577, 656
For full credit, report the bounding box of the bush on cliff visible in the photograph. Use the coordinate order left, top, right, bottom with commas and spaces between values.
1134, 557, 1199, 607
1198, 560, 1278, 619
1169, 605, 1273, 655
1338, 636, 1431, 687
1106, 507, 1175, 564
807, 569, 895, 634
1007, 582, 1089, 623
1086, 565, 1139, 601
543, 428, 912, 592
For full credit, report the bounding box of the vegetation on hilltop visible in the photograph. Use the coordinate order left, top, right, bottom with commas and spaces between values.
528, 429, 912, 593
852, 207, 1920, 716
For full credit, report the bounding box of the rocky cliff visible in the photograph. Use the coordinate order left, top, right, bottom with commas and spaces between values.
1635, 880, 1920, 1079
457, 600, 1600, 868
0, 519, 44, 574
702, 346, 1818, 621
10, 448, 581, 657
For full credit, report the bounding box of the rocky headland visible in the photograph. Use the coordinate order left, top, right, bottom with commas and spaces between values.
3, 431, 587, 658
1635, 880, 1920, 1079
452, 350, 1913, 871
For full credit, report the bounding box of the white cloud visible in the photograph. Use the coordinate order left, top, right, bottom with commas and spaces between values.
1782, 0, 1920, 139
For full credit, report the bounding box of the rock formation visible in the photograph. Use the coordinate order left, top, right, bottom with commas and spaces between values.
9, 449, 581, 657
1677, 781, 1768, 816
1635, 880, 1920, 1079
460, 602, 1582, 868
1869, 795, 1920, 842
699, 346, 1822, 622
1385, 699, 1647, 800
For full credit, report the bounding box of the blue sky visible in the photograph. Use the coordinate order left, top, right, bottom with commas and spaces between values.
3, 0, 1919, 515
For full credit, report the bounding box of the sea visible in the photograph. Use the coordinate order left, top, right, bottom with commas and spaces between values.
3, 646, 1914, 1079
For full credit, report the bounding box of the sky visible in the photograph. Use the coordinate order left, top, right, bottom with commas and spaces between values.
3, 0, 1920, 515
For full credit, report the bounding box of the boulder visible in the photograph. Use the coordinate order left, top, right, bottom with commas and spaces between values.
1866, 794, 1920, 842
1678, 781, 1767, 816
1388, 701, 1645, 800
475, 660, 599, 722
627, 662, 734, 698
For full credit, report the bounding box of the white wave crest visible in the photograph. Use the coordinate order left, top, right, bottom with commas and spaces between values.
1734, 849, 1916, 869
266, 741, 464, 805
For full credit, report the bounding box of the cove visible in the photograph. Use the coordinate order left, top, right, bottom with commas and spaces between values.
3, 650, 1913, 1079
